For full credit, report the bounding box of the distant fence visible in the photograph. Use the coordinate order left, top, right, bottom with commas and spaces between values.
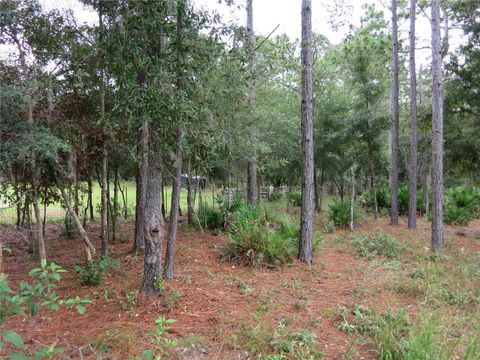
221, 185, 290, 202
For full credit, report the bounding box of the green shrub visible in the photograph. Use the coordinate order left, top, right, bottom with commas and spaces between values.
398, 185, 409, 215
328, 199, 359, 227
443, 203, 475, 225
75, 256, 119, 286
197, 203, 224, 230
351, 233, 402, 259
449, 187, 480, 209
222, 205, 298, 267
269, 191, 283, 202
288, 191, 301, 207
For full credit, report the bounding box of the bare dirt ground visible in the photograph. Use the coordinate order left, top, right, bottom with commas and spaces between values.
1, 215, 479, 359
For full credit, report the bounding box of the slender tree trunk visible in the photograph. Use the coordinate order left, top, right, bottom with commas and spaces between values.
134, 120, 149, 252
318, 170, 325, 213
99, 5, 108, 256
164, 0, 186, 279
42, 187, 47, 236
430, 0, 444, 253
164, 128, 183, 280
408, 0, 418, 229
88, 176, 94, 221
32, 172, 46, 260
299, 0, 314, 265
186, 160, 194, 225
422, 157, 430, 215
314, 168, 320, 212
246, 0, 258, 205
142, 152, 164, 297
161, 176, 166, 218
390, 0, 400, 225
349, 167, 355, 232
112, 167, 119, 242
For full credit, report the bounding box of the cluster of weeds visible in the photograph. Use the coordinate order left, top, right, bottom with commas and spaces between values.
240, 320, 323, 359
75, 255, 119, 286
351, 233, 403, 259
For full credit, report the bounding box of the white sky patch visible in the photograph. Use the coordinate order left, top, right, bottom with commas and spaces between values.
2, 0, 466, 70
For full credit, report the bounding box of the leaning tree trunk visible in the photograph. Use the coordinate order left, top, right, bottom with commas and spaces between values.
134, 119, 149, 252
390, 0, 400, 226
58, 183, 96, 261
408, 0, 418, 229
430, 0, 444, 253
142, 152, 164, 297
299, 0, 314, 265
246, 0, 258, 205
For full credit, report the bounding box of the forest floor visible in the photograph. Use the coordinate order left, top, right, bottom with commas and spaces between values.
1, 211, 480, 359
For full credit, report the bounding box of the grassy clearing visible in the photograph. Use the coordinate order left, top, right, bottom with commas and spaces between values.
0, 181, 216, 225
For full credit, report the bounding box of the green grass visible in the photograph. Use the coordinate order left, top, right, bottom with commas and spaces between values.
0, 181, 217, 225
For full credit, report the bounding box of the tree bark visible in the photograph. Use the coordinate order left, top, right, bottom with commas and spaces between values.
408, 0, 418, 229
299, 0, 314, 265
430, 0, 444, 253
134, 120, 149, 252
246, 0, 258, 205
390, 0, 400, 225
142, 152, 164, 297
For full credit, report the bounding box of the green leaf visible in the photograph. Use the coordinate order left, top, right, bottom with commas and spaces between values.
76, 305, 86, 315
141, 349, 153, 360
40, 259, 47, 269
8, 352, 29, 360
3, 330, 24, 349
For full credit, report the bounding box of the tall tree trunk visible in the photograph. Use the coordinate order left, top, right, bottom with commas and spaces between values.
430, 0, 444, 253
142, 152, 164, 297
99, 5, 108, 256
134, 120, 149, 252
390, 0, 400, 226
299, 0, 314, 265
246, 0, 258, 205
164, 0, 186, 280
408, 0, 418, 229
